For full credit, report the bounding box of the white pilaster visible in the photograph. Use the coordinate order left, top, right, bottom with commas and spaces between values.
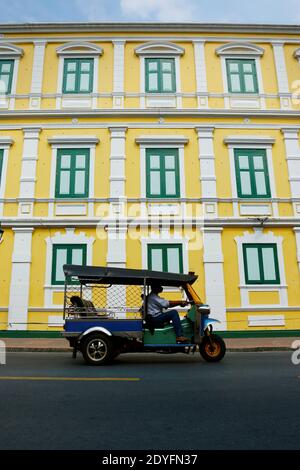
202, 227, 227, 330
8, 228, 34, 330
19, 128, 41, 216
112, 40, 125, 109
193, 40, 208, 108
281, 129, 300, 214
106, 227, 127, 319
195, 127, 217, 217
0, 137, 14, 217
294, 228, 300, 273
272, 42, 291, 109
109, 127, 127, 199
29, 41, 46, 110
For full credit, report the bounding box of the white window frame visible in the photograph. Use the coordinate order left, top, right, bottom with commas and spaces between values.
224, 136, 277, 217
48, 136, 99, 217
141, 235, 189, 293
136, 135, 188, 217
0, 138, 14, 217
56, 42, 103, 109
235, 228, 287, 308
44, 228, 95, 308
0, 43, 24, 110
216, 42, 265, 109
135, 41, 184, 109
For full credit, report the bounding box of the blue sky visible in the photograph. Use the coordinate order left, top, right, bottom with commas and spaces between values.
0, 0, 299, 23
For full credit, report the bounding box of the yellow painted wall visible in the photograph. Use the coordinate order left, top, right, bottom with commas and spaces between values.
284, 44, 300, 110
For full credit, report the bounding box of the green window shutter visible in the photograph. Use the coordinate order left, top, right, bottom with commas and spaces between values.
0, 60, 14, 94
243, 243, 280, 285
51, 244, 87, 285
145, 58, 176, 93
55, 149, 90, 198
234, 149, 271, 198
62, 58, 94, 94
148, 244, 183, 273
226, 59, 258, 94
146, 148, 180, 198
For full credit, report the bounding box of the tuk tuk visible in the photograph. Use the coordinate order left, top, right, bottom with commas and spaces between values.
62, 264, 226, 365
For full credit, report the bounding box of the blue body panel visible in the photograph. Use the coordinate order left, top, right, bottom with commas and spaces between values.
65, 318, 143, 333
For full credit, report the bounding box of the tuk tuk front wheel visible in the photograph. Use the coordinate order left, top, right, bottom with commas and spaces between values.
81, 333, 113, 366
200, 334, 226, 362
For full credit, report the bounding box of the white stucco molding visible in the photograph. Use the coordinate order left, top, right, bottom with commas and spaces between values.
48, 135, 100, 146
293, 227, 300, 272
135, 41, 185, 57
293, 47, 300, 61
215, 42, 265, 57
224, 135, 275, 146
56, 41, 103, 57
0, 43, 24, 57
135, 135, 188, 146
44, 228, 95, 308
0, 137, 14, 147
234, 228, 288, 307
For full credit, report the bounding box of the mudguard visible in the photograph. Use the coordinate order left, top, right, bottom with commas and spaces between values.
79, 326, 112, 340
203, 317, 221, 329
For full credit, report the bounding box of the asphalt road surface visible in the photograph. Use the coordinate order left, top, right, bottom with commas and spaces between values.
0, 351, 299, 450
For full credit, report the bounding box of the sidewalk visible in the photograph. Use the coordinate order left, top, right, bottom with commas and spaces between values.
1, 336, 298, 352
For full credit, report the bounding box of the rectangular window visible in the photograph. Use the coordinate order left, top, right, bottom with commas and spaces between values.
226, 59, 258, 94
62, 59, 94, 94
0, 60, 14, 94
243, 244, 280, 284
145, 58, 176, 93
55, 149, 90, 198
51, 244, 87, 285
146, 149, 180, 198
148, 244, 183, 274
234, 149, 271, 198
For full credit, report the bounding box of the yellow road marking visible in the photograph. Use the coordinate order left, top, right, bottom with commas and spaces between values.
0, 376, 140, 382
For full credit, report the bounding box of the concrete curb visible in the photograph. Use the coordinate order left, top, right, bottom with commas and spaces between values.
6, 346, 293, 353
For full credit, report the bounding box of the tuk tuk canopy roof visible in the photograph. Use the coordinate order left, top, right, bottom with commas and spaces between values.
63, 264, 198, 287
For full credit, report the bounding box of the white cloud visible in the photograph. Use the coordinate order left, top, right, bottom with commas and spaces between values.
120, 0, 198, 21
75, 0, 112, 21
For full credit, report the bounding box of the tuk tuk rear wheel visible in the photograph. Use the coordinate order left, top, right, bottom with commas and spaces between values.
81, 333, 113, 366
200, 334, 226, 362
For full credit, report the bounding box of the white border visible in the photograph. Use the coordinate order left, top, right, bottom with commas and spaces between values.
55, 42, 102, 109
44, 227, 95, 308
48, 136, 99, 217
225, 137, 277, 217
234, 228, 288, 308
0, 138, 13, 217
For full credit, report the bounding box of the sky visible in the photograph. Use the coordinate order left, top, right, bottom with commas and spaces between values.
0, 0, 299, 24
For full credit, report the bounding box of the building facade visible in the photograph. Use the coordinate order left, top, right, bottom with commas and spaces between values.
0, 22, 300, 332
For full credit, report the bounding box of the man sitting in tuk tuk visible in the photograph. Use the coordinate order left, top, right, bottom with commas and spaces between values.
146, 284, 189, 343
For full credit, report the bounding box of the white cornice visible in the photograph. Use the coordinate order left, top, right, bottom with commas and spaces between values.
56, 41, 103, 57
1, 109, 300, 119
0, 137, 14, 146
0, 42, 24, 57
135, 135, 189, 145
216, 42, 265, 57
1, 22, 300, 35
135, 41, 185, 56
48, 135, 100, 145
224, 135, 275, 145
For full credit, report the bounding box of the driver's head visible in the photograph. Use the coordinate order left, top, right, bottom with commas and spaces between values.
150, 284, 163, 294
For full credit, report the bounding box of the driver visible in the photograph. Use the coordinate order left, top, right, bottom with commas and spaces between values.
146, 284, 189, 343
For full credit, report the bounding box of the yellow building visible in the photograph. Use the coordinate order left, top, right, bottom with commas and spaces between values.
0, 22, 300, 333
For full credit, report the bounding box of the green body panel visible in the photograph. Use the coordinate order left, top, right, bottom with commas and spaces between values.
143, 317, 194, 345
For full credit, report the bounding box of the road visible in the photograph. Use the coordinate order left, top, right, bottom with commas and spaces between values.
0, 351, 299, 450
